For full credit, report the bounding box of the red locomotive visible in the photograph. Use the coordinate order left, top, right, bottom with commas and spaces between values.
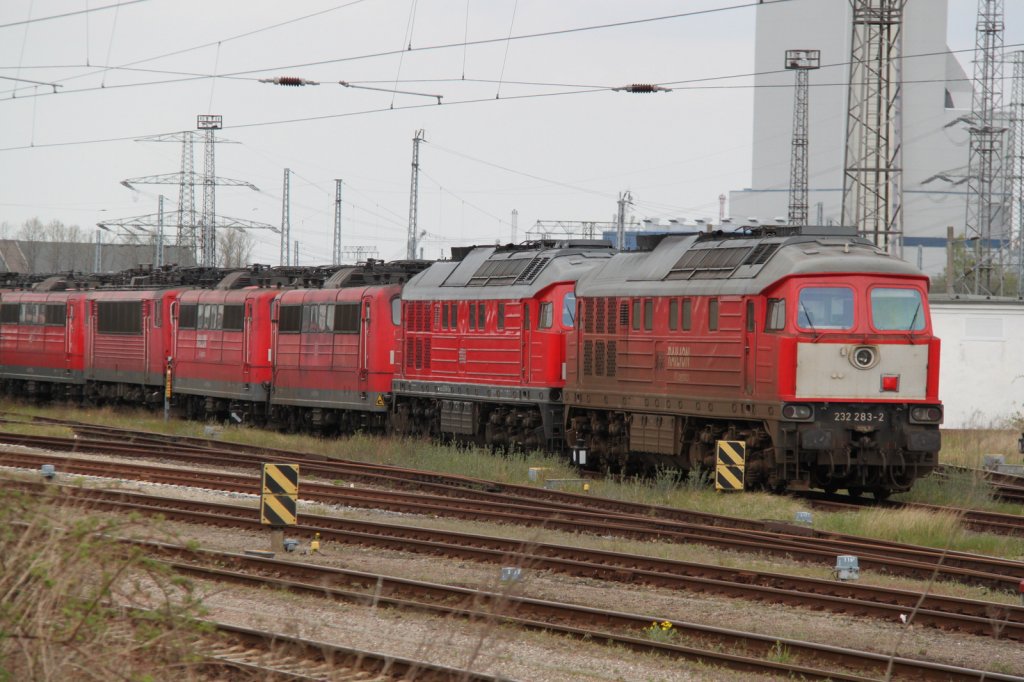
391, 240, 615, 450
563, 226, 941, 497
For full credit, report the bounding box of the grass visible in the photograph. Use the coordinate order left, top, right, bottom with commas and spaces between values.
939, 428, 1022, 468
0, 487, 209, 681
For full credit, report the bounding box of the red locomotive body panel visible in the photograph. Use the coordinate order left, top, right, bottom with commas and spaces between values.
84, 289, 182, 390
271, 284, 403, 413
0, 291, 87, 385
172, 287, 278, 403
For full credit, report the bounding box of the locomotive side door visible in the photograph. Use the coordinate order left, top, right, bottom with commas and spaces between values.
359, 296, 371, 388
520, 300, 531, 383
743, 299, 757, 396
242, 299, 252, 382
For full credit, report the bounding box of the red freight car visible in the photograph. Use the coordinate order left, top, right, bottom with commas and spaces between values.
171, 284, 279, 422
393, 240, 615, 450
270, 262, 429, 433
0, 288, 87, 399
565, 226, 942, 497
84, 288, 183, 404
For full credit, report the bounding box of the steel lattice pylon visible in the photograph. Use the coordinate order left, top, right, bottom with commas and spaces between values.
963, 0, 1009, 295
786, 50, 820, 226
198, 115, 221, 267
841, 0, 906, 255
280, 168, 291, 267
333, 179, 343, 266
1011, 50, 1024, 296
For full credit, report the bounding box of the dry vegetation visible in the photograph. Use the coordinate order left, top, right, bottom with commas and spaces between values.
0, 488, 209, 681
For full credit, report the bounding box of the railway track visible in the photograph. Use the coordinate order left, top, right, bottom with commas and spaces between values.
201, 619, 508, 681
106, 538, 1024, 681
6, 467, 1024, 643
3, 427, 1024, 591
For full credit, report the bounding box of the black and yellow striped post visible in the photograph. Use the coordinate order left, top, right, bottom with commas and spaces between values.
261, 463, 299, 552
714, 441, 746, 492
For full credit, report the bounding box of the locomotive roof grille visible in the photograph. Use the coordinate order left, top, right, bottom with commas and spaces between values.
467, 257, 534, 286
666, 245, 753, 280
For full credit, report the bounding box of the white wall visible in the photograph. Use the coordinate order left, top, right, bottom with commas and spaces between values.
931, 300, 1024, 428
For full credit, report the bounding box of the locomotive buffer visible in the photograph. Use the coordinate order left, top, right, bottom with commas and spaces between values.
261, 463, 299, 552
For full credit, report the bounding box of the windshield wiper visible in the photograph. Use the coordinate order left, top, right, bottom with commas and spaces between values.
799, 301, 821, 342
905, 302, 921, 344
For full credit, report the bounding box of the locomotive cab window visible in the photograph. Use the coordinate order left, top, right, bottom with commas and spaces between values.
278, 305, 301, 333
391, 297, 402, 326
477, 302, 486, 330
766, 298, 786, 331
469, 303, 477, 330
441, 302, 449, 329
668, 300, 678, 330
562, 292, 576, 328
797, 287, 853, 330
539, 301, 553, 329
870, 287, 925, 331
97, 301, 142, 335
334, 303, 359, 333
497, 302, 506, 330
682, 299, 692, 331
0, 304, 19, 324
708, 299, 719, 332
643, 299, 653, 331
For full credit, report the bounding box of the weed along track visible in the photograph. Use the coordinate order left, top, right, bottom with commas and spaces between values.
2, 430, 1024, 585
6, 468, 1024, 644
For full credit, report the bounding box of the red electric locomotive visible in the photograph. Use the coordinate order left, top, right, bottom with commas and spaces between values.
171, 279, 279, 422
392, 240, 615, 450
270, 261, 428, 433
565, 226, 942, 497
83, 287, 183, 404
0, 285, 87, 399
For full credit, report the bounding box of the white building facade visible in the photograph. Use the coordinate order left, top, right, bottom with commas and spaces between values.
729, 0, 971, 274
931, 299, 1024, 428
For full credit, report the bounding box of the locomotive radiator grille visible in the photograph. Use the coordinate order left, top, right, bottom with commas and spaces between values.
595, 341, 605, 376
606, 298, 616, 333
583, 341, 593, 376
607, 341, 617, 377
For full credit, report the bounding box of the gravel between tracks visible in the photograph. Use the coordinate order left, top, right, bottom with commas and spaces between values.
3, 444, 1024, 680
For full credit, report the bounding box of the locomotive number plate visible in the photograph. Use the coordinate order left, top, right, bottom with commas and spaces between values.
833, 411, 885, 423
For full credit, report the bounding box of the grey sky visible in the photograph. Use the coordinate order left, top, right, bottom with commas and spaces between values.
0, 0, 1015, 265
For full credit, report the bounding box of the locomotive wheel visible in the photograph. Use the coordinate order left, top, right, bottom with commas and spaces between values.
847, 487, 863, 498
872, 488, 892, 501
824, 486, 838, 495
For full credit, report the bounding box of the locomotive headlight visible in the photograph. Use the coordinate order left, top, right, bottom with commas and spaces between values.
850, 345, 878, 370
782, 404, 813, 421
910, 406, 943, 423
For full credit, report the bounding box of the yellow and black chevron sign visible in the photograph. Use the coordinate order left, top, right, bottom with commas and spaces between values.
714, 440, 746, 492
260, 463, 299, 526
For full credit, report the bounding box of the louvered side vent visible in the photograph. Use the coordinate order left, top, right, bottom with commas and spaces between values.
433, 304, 440, 329
744, 242, 780, 265
414, 338, 423, 369
584, 299, 594, 334
583, 340, 593, 376
596, 299, 606, 334
595, 340, 605, 376
423, 337, 431, 369
607, 341, 617, 377
619, 302, 629, 328
406, 338, 415, 369
514, 256, 550, 284
607, 299, 616, 334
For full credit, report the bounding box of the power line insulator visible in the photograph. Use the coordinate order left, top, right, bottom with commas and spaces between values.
259, 76, 320, 86
613, 83, 670, 94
